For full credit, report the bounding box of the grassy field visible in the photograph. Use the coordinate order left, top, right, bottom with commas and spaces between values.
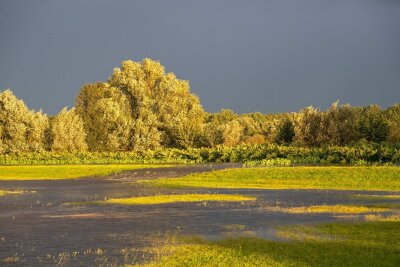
144, 166, 400, 191
74, 194, 255, 206
138, 221, 400, 267
0, 164, 170, 180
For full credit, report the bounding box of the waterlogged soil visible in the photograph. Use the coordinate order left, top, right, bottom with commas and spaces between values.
0, 164, 398, 266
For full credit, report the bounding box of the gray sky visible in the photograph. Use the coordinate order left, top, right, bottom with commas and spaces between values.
1, 0, 399, 115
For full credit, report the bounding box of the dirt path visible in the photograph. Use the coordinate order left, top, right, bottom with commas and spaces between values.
0, 164, 396, 266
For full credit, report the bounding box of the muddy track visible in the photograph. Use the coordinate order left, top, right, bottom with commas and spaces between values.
0, 163, 396, 266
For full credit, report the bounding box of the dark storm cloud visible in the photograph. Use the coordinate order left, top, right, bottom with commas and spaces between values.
0, 0, 399, 114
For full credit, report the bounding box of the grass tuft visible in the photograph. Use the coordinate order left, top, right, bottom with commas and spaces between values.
0, 190, 27, 197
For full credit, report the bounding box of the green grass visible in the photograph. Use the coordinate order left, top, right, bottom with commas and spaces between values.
267, 204, 389, 214
0, 164, 170, 180
364, 214, 400, 222
137, 221, 400, 267
75, 194, 255, 206
143, 166, 400, 191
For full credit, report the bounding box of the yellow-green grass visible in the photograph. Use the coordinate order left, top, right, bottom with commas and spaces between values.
222, 224, 247, 231
0, 164, 170, 180
267, 204, 389, 214
365, 203, 400, 210
143, 166, 400, 191
364, 214, 400, 222
0, 190, 26, 197
77, 194, 255, 206
136, 221, 400, 267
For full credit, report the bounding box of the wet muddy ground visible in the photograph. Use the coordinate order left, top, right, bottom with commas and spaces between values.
0, 164, 398, 266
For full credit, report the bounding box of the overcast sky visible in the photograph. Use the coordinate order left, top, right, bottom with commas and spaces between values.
1, 0, 399, 115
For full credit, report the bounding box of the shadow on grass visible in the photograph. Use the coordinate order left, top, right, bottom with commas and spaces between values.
139, 221, 400, 267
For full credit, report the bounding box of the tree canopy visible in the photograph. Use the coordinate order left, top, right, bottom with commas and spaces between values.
0, 59, 399, 154
0, 90, 48, 153
77, 59, 205, 151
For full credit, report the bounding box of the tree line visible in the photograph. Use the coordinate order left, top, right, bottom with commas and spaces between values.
1, 59, 399, 154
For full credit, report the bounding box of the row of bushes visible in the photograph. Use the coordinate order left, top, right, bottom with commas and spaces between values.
1, 142, 399, 165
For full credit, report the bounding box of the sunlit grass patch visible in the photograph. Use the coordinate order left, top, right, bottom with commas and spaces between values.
364, 214, 400, 222
365, 203, 400, 210
266, 204, 390, 214
0, 164, 171, 180
0, 190, 27, 197
143, 166, 400, 191
133, 221, 400, 267
1, 256, 19, 264
222, 224, 247, 231
75, 194, 256, 206
276, 224, 337, 242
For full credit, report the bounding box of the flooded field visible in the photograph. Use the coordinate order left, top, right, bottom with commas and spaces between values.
0, 164, 398, 266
